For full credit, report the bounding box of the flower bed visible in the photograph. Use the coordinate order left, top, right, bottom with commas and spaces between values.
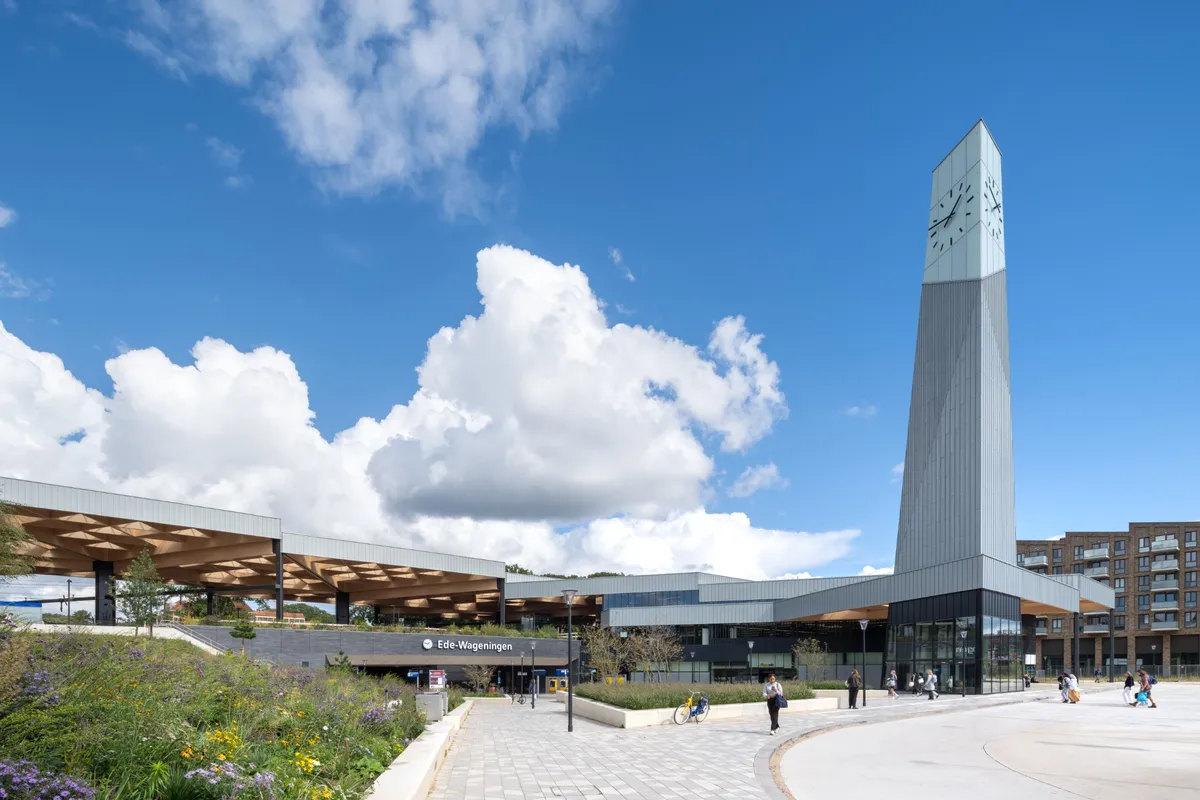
0, 632, 425, 800
573, 681, 815, 710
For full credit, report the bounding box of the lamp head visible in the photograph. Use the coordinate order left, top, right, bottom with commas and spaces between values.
562, 589, 578, 605
859, 619, 869, 631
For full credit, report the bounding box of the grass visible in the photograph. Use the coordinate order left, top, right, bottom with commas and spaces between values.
184, 619, 566, 639
0, 629, 425, 800
573, 681, 815, 710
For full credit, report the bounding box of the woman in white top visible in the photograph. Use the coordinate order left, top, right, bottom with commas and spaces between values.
762, 673, 784, 735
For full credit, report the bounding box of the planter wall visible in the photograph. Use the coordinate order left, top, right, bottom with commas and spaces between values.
570, 695, 838, 728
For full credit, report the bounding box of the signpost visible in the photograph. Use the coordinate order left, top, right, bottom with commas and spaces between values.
429, 669, 446, 690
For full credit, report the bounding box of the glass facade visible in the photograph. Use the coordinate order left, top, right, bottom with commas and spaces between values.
604, 590, 700, 609
886, 589, 1026, 695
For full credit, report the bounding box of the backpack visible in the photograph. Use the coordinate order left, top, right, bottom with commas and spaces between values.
1150, 675, 1157, 686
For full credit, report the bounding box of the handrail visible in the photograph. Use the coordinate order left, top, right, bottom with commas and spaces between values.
160, 622, 229, 654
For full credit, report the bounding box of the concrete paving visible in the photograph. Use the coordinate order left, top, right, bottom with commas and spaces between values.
427, 688, 1067, 799
780, 684, 1200, 799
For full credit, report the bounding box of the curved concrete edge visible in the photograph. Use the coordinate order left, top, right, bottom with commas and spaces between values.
751, 692, 1065, 800
364, 696, 492, 800
571, 695, 839, 728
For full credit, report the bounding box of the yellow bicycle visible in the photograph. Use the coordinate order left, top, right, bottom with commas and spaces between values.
672, 691, 711, 724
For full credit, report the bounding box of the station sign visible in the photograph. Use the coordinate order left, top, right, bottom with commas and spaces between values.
421, 637, 516, 653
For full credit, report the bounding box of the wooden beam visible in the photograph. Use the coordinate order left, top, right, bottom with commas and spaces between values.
349, 578, 498, 603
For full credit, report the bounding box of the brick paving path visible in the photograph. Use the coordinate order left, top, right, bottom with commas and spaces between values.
428, 686, 1110, 799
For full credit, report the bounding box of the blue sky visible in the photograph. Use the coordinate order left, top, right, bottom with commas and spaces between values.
1, 1, 1198, 585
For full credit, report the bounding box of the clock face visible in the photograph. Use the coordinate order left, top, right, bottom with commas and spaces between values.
984, 174, 1004, 241
928, 178, 977, 259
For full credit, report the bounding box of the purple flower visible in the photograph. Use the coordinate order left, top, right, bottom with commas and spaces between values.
0, 761, 94, 800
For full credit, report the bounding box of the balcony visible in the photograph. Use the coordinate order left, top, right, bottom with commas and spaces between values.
1082, 623, 1109, 634
1083, 546, 1110, 560
1152, 599, 1179, 612
1083, 566, 1109, 578
1152, 559, 1180, 573
1152, 538, 1181, 554
1023, 555, 1048, 568
1152, 619, 1180, 631
1035, 624, 1049, 636
1153, 578, 1180, 591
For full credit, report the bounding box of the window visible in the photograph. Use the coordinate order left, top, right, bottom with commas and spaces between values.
1035, 567, 1047, 575
1053, 548, 1063, 562
1187, 530, 1198, 547
1074, 545, 1084, 559
1017, 553, 1025, 564
1114, 558, 1126, 574
1187, 572, 1198, 588
1153, 592, 1175, 604
1115, 596, 1126, 612
1114, 578, 1125, 592
1114, 539, 1126, 555
1138, 614, 1150, 629
1138, 575, 1151, 590
1051, 619, 1063, 633
1138, 556, 1151, 571
1187, 612, 1198, 628
1139, 537, 1150, 552
1187, 551, 1198, 567
1073, 564, 1084, 574
1138, 595, 1150, 610
1187, 592, 1198, 609
1113, 615, 1126, 629
1052, 566, 1063, 575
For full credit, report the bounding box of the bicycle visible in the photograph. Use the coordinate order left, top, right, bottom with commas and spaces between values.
672, 691, 710, 724
511, 692, 526, 705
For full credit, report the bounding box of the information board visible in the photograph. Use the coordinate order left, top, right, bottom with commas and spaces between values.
429, 669, 446, 689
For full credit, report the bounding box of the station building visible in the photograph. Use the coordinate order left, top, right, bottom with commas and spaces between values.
1, 121, 1114, 693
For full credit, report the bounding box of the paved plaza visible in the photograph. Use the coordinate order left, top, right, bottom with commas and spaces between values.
781, 684, 1200, 799
427, 687, 1089, 799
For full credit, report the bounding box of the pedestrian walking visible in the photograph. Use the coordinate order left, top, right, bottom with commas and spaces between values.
763, 672, 784, 735
887, 669, 898, 699
923, 669, 938, 700
1066, 672, 1080, 703
1123, 671, 1136, 706
1094, 667, 1103, 683
846, 669, 861, 709
907, 673, 916, 696
1137, 669, 1158, 709
1058, 673, 1068, 703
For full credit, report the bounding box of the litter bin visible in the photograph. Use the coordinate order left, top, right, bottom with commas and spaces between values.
417, 691, 446, 721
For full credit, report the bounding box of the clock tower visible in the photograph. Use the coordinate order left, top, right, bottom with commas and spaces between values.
894, 120, 1015, 572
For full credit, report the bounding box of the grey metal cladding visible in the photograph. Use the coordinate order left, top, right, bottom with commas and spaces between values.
699, 576, 869, 603
505, 572, 704, 599
775, 559, 984, 620
894, 271, 1015, 573
602, 601, 776, 627
281, 532, 506, 578
0, 475, 281, 538
1045, 572, 1116, 609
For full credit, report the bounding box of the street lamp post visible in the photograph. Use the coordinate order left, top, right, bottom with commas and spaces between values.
960, 629, 968, 697
562, 589, 577, 734
747, 640, 755, 683
1151, 643, 1157, 674
858, 620, 868, 707
690, 651, 696, 684
530, 641, 537, 709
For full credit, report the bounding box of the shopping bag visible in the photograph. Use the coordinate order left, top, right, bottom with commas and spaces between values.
776, 695, 788, 709
1136, 691, 1148, 704
1068, 689, 1080, 703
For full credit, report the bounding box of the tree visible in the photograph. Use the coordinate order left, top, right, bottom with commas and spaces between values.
350, 605, 375, 625
792, 637, 832, 682
43, 610, 94, 625
0, 502, 33, 582
283, 602, 335, 624
463, 664, 494, 693
229, 618, 257, 655
579, 624, 627, 682
116, 549, 165, 637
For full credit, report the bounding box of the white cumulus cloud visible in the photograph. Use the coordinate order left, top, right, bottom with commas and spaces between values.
857, 565, 894, 576
0, 203, 15, 228
120, 0, 616, 211
0, 245, 856, 580
844, 404, 877, 418
728, 462, 786, 498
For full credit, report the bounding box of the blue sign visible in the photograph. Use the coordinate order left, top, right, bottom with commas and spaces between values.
555, 669, 567, 676
407, 670, 420, 678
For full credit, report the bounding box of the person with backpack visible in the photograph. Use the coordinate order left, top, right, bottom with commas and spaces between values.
1138, 669, 1158, 708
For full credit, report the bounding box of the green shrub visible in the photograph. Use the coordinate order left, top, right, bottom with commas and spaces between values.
0, 632, 424, 799
573, 681, 815, 710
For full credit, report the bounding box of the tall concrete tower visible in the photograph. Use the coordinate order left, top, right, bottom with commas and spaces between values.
894, 120, 1015, 573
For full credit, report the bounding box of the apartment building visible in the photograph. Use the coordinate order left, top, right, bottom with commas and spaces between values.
1017, 523, 1200, 676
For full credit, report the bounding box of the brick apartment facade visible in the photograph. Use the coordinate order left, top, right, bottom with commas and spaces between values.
1017, 523, 1200, 676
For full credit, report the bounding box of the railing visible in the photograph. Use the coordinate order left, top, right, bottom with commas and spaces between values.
1153, 579, 1180, 591
1152, 559, 1180, 572
1023, 555, 1048, 568
160, 622, 230, 654
1035, 626, 1049, 636
1152, 538, 1181, 553
1083, 566, 1109, 578
1081, 624, 1109, 634
1151, 619, 1180, 631
1152, 600, 1179, 612
1083, 547, 1110, 560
